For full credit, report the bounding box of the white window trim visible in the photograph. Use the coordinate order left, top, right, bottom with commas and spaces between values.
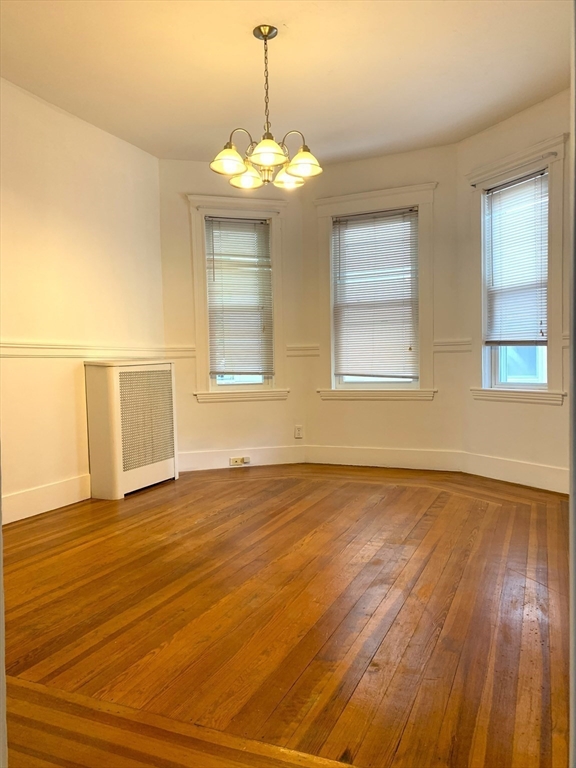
187, 194, 288, 403
466, 135, 567, 400
314, 183, 437, 401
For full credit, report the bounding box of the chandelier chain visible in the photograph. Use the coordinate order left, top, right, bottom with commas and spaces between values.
263, 37, 270, 134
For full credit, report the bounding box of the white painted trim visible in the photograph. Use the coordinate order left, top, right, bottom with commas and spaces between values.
5, 445, 567, 525
187, 194, 287, 214
286, 345, 321, 358
315, 182, 436, 396
305, 445, 568, 494
188, 195, 287, 394
469, 135, 566, 394
179, 445, 305, 471
2, 474, 91, 525
305, 445, 461, 471
194, 389, 290, 403
314, 183, 438, 217
433, 338, 473, 353
317, 388, 436, 401
461, 452, 568, 494
0, 342, 195, 359
467, 134, 567, 187
470, 387, 566, 405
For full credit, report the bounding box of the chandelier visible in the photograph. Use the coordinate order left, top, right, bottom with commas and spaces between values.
209, 24, 322, 190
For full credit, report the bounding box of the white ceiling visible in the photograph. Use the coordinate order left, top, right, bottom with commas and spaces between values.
0, 0, 571, 163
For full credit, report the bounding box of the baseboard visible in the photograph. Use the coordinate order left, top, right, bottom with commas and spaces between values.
304, 445, 568, 494
3, 445, 566, 526
305, 445, 462, 472
2, 474, 91, 525
461, 452, 568, 494
178, 445, 306, 472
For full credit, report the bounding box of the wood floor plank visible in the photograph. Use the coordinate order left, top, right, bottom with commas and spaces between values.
389, 500, 502, 768
323, 496, 488, 766
3, 464, 569, 768
7, 677, 353, 768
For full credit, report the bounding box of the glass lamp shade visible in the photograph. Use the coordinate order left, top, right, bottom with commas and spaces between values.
229, 163, 264, 190
210, 144, 247, 176
250, 137, 286, 168
285, 146, 323, 178
273, 166, 305, 189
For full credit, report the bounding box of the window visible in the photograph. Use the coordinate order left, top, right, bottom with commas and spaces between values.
332, 208, 419, 388
205, 216, 273, 388
483, 171, 549, 388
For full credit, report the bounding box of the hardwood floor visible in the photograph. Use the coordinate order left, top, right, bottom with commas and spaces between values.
3, 464, 570, 767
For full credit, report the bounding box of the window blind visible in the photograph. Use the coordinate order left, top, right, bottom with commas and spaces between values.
205, 216, 274, 376
484, 171, 549, 345
332, 208, 419, 379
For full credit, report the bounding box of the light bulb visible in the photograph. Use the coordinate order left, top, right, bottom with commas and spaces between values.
250, 137, 286, 168
285, 145, 322, 178
273, 165, 305, 190
210, 143, 247, 176
229, 162, 264, 190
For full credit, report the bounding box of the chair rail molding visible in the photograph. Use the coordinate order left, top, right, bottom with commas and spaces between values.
0, 342, 196, 359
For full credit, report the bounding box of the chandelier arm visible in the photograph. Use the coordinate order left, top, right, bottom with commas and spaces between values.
280, 130, 306, 148
228, 127, 255, 147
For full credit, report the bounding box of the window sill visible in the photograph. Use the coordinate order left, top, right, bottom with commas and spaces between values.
317, 388, 436, 401
195, 389, 290, 403
470, 388, 566, 405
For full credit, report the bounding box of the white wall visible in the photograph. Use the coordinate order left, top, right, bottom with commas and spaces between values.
298, 91, 570, 492
159, 160, 309, 470
161, 92, 569, 493
1, 82, 570, 526
457, 91, 571, 490
0, 80, 165, 522
300, 145, 467, 470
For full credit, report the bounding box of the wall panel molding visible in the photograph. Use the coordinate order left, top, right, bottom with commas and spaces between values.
286, 345, 321, 358
433, 338, 473, 353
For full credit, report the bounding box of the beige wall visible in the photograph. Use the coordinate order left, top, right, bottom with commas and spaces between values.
159, 92, 570, 492
457, 91, 570, 487
299, 91, 570, 491
159, 160, 309, 469
0, 80, 165, 522
1, 82, 570, 525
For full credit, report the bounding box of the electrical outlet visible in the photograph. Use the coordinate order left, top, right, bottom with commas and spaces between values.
294, 425, 304, 439
229, 457, 244, 466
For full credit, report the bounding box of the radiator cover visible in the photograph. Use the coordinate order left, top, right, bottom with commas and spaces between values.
85, 360, 178, 500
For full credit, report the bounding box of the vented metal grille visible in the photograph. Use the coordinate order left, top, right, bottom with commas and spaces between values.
119, 370, 175, 473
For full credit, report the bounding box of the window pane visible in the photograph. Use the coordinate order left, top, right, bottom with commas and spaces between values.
332, 208, 419, 381
215, 374, 264, 386
496, 345, 547, 385
205, 217, 274, 377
